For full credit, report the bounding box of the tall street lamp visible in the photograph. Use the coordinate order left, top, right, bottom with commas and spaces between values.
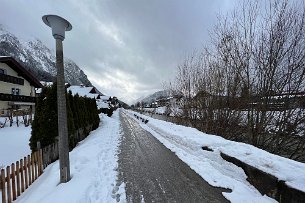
42, 14, 72, 183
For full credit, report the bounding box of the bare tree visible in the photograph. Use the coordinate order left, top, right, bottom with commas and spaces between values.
169, 0, 305, 162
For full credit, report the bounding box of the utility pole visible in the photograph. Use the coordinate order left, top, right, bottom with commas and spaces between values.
42, 14, 72, 183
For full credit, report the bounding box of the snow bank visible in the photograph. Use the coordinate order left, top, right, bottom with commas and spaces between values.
126, 110, 305, 202
15, 111, 125, 203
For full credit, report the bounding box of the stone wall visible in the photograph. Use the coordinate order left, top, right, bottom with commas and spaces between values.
220, 152, 305, 203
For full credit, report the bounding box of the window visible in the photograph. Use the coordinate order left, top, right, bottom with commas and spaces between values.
11, 88, 20, 95
0, 68, 6, 74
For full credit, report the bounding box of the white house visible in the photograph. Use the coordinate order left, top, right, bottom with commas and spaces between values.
0, 56, 42, 116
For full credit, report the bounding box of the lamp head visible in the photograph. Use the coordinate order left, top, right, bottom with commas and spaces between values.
42, 15, 72, 41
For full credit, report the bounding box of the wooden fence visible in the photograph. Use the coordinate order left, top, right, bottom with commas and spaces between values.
42, 140, 59, 169
0, 124, 94, 203
1, 150, 43, 203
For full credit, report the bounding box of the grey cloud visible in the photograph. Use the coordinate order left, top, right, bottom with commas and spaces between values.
0, 0, 236, 104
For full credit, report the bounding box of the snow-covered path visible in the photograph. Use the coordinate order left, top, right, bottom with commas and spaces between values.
126, 110, 279, 203
118, 111, 229, 202
15, 111, 126, 203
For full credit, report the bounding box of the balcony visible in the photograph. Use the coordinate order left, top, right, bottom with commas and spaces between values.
0, 73, 24, 85
0, 93, 36, 103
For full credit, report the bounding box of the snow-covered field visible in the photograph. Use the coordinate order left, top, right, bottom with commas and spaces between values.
143, 106, 183, 116
127, 110, 305, 203
0, 118, 32, 169
143, 106, 167, 115
14, 111, 125, 203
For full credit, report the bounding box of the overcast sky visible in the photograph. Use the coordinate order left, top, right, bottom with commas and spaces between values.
0, 0, 236, 104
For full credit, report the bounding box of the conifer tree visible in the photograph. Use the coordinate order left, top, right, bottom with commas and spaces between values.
30, 85, 100, 152
66, 90, 76, 149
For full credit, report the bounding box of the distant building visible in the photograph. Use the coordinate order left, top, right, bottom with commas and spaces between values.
67, 85, 103, 99
0, 56, 42, 116
155, 94, 183, 107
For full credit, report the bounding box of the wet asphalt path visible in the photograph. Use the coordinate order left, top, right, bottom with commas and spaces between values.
118, 111, 229, 203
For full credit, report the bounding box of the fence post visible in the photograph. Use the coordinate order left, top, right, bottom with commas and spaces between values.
16, 161, 20, 197
6, 165, 11, 203
11, 163, 16, 201
24, 156, 28, 189
39, 149, 43, 175
42, 148, 46, 169
1, 168, 6, 203
20, 159, 24, 193
27, 155, 32, 185
34, 152, 38, 180
31, 154, 34, 182
37, 142, 42, 176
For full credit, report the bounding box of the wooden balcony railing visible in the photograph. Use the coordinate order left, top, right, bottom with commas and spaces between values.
0, 74, 24, 85
0, 93, 36, 103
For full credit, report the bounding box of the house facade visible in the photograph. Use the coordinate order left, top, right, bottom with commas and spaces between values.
0, 56, 42, 115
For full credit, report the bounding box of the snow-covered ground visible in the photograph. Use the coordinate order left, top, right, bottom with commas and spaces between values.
4, 109, 305, 203
127, 110, 305, 203
14, 111, 125, 203
0, 117, 32, 169
143, 106, 183, 116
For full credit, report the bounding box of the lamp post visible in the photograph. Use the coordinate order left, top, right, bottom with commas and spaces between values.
42, 15, 72, 183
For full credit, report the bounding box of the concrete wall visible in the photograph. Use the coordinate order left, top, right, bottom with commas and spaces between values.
139, 110, 305, 202
220, 152, 305, 203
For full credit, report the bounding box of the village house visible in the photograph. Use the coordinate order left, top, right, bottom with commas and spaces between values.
154, 94, 183, 108
67, 85, 103, 99
0, 56, 42, 116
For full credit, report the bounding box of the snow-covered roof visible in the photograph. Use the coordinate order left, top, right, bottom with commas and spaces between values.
97, 101, 109, 109
67, 85, 100, 99
100, 95, 110, 101
35, 88, 42, 94
40, 81, 53, 87
35, 84, 103, 98
40, 81, 70, 87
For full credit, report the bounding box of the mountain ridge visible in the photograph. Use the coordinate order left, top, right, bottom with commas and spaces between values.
135, 90, 171, 105
0, 24, 92, 86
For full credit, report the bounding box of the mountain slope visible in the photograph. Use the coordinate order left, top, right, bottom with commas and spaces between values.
0, 25, 92, 86
136, 90, 171, 104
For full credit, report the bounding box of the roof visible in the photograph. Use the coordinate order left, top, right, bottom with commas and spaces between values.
35, 88, 42, 94
67, 85, 101, 98
89, 87, 104, 95
40, 81, 54, 87
96, 100, 110, 109
39, 82, 70, 87
100, 95, 110, 101
0, 56, 43, 88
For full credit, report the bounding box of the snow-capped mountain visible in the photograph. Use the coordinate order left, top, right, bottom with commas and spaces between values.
0, 25, 92, 86
136, 90, 171, 105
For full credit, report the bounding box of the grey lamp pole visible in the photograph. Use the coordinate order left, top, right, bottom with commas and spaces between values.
42, 15, 72, 183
